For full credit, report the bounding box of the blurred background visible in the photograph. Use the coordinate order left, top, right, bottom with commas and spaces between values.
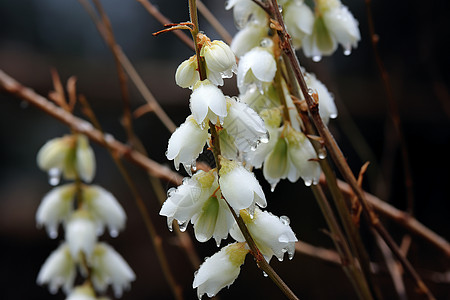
0, 0, 449, 299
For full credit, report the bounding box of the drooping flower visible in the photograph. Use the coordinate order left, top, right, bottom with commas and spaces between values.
37, 134, 96, 184
304, 71, 337, 124
81, 185, 126, 237
166, 115, 209, 174
190, 79, 228, 125
237, 47, 277, 94
222, 97, 268, 154
284, 0, 315, 49
37, 243, 77, 294
175, 55, 199, 89
65, 210, 98, 258
36, 183, 76, 239
218, 156, 266, 213
201, 38, 237, 83
230, 208, 297, 262
89, 243, 135, 298
230, 22, 267, 58
225, 0, 267, 29
160, 169, 234, 245
193, 242, 249, 299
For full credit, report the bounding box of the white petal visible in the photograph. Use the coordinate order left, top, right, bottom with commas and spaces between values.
37, 136, 73, 171
231, 23, 266, 57
190, 80, 227, 125
323, 6, 360, 51
175, 56, 199, 88
75, 134, 96, 183
65, 211, 98, 258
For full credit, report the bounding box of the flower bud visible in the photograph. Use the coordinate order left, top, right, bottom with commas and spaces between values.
75, 134, 96, 183
175, 55, 199, 89
201, 40, 237, 78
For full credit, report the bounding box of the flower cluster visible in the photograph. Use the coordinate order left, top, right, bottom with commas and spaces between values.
36, 134, 135, 299
161, 30, 298, 298
228, 0, 360, 61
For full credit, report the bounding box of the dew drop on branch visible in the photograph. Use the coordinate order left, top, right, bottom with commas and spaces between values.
318, 148, 327, 159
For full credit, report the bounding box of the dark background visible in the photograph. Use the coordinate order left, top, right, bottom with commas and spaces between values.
0, 0, 449, 299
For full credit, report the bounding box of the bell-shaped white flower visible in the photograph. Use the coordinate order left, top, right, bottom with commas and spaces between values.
175, 55, 200, 89
225, 0, 267, 29
218, 156, 266, 213
223, 97, 268, 154
89, 243, 135, 298
166, 115, 209, 174
230, 208, 297, 262
237, 47, 277, 94
201, 39, 236, 80
231, 23, 267, 58
190, 79, 228, 125
262, 135, 290, 189
65, 285, 97, 300
193, 242, 249, 299
37, 134, 96, 184
36, 183, 76, 238
160, 169, 234, 245
37, 243, 76, 294
284, 0, 314, 49
75, 134, 96, 183
305, 71, 337, 124
285, 124, 321, 186
81, 185, 126, 237
65, 210, 98, 258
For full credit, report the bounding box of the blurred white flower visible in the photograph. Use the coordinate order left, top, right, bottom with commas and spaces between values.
36, 183, 76, 239
304, 71, 337, 124
89, 243, 135, 298
37, 134, 96, 184
37, 243, 76, 294
193, 242, 249, 299
284, 0, 314, 49
65, 211, 98, 258
190, 79, 228, 125
231, 23, 267, 58
166, 115, 209, 174
65, 285, 97, 300
218, 156, 266, 213
160, 170, 233, 245
225, 0, 266, 29
82, 185, 126, 237
222, 97, 268, 154
175, 55, 200, 89
237, 47, 276, 94
230, 208, 297, 262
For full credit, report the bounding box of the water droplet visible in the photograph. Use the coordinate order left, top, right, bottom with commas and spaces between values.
307, 88, 314, 96
318, 149, 327, 159
167, 187, 176, 198
48, 168, 61, 186
280, 216, 290, 226
278, 5, 283, 13
329, 112, 338, 119
343, 49, 351, 56
288, 251, 294, 260
183, 163, 192, 176
304, 179, 312, 186
260, 38, 273, 48
192, 163, 197, 172
178, 220, 188, 232
216, 240, 221, 247
167, 218, 174, 232
312, 55, 322, 62
109, 229, 119, 238
278, 256, 284, 262
262, 271, 268, 277
270, 183, 277, 192
48, 228, 58, 239
259, 132, 269, 144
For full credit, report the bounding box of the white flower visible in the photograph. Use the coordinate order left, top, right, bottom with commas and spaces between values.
222, 97, 268, 154
160, 170, 233, 245
237, 47, 277, 94
225, 0, 267, 29
37, 134, 96, 184
37, 243, 76, 294
82, 185, 126, 237
218, 156, 266, 213
65, 285, 97, 300
190, 79, 228, 125
201, 39, 236, 81
175, 55, 200, 88
230, 208, 297, 262
262, 135, 290, 188
284, 0, 314, 49
65, 211, 98, 258
36, 183, 76, 238
231, 23, 267, 58
305, 71, 337, 124
193, 242, 249, 299
89, 243, 135, 298
285, 124, 321, 186
166, 115, 209, 174
75, 134, 96, 183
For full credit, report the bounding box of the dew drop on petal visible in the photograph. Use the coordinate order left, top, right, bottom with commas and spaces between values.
109, 229, 119, 238
343, 49, 351, 56
167, 187, 176, 198
278, 256, 284, 262
48, 168, 61, 186
260, 132, 269, 144
278, 5, 283, 13
178, 220, 188, 232
304, 179, 312, 186
183, 163, 193, 176
260, 38, 273, 48
270, 183, 277, 192
48, 228, 58, 239
280, 215, 290, 226
288, 251, 295, 260
312, 55, 322, 62
167, 218, 174, 232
